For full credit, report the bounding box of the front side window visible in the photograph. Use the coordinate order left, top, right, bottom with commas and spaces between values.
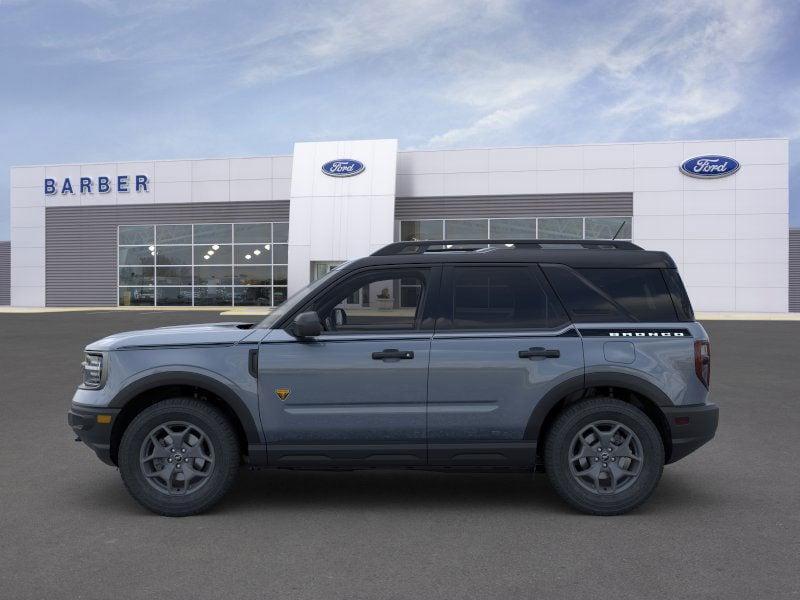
442, 266, 568, 331
307, 269, 430, 333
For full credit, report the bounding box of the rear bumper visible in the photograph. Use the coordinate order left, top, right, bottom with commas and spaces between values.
663, 402, 719, 464
68, 404, 121, 466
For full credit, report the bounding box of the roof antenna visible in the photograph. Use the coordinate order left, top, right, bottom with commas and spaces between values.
611, 220, 627, 240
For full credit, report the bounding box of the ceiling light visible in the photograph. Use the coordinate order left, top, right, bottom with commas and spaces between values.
245, 254, 252, 260
212, 244, 219, 251
264, 244, 270, 250
253, 249, 261, 256
203, 255, 210, 260
148, 245, 154, 251
208, 250, 214, 256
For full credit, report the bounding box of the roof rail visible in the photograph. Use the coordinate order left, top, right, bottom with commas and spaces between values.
371, 239, 641, 256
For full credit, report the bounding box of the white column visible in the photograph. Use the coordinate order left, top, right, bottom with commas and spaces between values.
287, 139, 398, 295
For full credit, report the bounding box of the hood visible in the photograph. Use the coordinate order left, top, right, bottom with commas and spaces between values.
86, 322, 256, 351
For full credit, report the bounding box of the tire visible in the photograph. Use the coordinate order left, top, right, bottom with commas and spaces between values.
544, 398, 664, 516
118, 398, 240, 516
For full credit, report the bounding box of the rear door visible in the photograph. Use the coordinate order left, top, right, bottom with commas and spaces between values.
426, 264, 584, 467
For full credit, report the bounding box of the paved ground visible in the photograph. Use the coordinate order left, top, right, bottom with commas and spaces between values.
0, 312, 798, 599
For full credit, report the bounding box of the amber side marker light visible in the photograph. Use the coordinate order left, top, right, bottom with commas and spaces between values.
96, 415, 113, 424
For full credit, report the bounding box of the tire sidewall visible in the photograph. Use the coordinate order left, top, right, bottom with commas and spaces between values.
118, 399, 239, 516
546, 400, 664, 514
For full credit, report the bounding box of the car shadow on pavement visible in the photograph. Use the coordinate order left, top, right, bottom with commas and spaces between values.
72, 467, 721, 517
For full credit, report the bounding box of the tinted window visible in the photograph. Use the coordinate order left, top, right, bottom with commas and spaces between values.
662, 268, 694, 321
543, 265, 677, 322
444, 266, 567, 330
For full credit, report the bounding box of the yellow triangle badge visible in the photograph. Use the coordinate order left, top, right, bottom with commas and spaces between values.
275, 388, 291, 401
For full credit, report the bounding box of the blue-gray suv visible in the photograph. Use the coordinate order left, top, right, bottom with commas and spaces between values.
68, 239, 718, 516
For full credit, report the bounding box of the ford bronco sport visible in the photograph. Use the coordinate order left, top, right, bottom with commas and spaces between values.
69, 239, 718, 516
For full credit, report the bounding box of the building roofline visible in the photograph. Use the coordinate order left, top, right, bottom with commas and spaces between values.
9, 137, 789, 170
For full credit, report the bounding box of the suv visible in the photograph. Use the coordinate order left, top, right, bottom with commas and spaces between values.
68, 239, 718, 516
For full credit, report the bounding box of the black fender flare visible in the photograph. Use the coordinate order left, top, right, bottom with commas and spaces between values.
109, 371, 261, 445
523, 372, 673, 441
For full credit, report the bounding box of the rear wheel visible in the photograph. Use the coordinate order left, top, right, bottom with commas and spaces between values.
544, 398, 664, 515
118, 398, 240, 516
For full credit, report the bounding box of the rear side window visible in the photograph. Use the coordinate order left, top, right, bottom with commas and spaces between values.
441, 266, 568, 330
542, 265, 678, 322
662, 268, 695, 321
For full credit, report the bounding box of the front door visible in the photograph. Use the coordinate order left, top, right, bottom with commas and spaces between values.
427, 264, 584, 467
258, 265, 440, 467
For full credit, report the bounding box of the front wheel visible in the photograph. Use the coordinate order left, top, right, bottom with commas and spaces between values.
118, 398, 240, 516
544, 398, 664, 515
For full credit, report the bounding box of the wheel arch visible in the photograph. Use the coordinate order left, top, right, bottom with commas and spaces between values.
108, 372, 260, 465
526, 373, 673, 463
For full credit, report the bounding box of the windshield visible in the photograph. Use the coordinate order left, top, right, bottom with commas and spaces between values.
257, 261, 353, 329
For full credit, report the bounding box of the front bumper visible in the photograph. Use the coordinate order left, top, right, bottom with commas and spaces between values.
663, 402, 719, 464
68, 404, 121, 466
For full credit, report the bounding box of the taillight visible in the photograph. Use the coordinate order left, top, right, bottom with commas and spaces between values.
694, 340, 711, 389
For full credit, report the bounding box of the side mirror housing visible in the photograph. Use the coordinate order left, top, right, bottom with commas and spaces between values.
293, 311, 322, 338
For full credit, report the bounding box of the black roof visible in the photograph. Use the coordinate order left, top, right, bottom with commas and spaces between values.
346, 240, 676, 270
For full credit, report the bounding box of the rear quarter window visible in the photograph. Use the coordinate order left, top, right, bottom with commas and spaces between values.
542, 265, 678, 323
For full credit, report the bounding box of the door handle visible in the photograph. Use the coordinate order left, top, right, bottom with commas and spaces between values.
518, 347, 560, 359
372, 349, 414, 360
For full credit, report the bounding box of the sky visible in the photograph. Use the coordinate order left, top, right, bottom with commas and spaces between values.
1, 0, 799, 237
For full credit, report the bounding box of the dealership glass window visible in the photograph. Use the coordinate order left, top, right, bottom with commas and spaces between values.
119, 225, 154, 245
399, 217, 631, 244
585, 217, 631, 240
489, 218, 537, 239
401, 220, 444, 241
537, 217, 583, 240
118, 222, 288, 307
156, 224, 192, 245
445, 219, 488, 240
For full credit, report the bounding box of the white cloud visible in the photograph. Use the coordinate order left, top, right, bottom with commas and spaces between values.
237, 0, 513, 85
428, 105, 535, 147
423, 0, 787, 146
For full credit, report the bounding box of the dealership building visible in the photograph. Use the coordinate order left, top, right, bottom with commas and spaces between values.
3, 137, 796, 312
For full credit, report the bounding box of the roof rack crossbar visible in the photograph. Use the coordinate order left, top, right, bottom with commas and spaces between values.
372, 239, 640, 256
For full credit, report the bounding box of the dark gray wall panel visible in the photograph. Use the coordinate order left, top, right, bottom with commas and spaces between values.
0, 241, 9, 306
46, 201, 290, 307
790, 228, 800, 313
395, 193, 633, 219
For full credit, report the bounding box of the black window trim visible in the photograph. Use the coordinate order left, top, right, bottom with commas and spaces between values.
283, 264, 442, 335
435, 262, 572, 334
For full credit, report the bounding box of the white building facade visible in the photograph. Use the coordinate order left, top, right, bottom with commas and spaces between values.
7, 137, 791, 312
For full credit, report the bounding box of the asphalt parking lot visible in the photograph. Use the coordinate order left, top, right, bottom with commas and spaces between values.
0, 312, 798, 599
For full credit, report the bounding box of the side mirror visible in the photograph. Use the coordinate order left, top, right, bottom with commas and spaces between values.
293, 311, 322, 338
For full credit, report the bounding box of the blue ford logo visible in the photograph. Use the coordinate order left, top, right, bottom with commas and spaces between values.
321, 159, 365, 177
680, 155, 740, 178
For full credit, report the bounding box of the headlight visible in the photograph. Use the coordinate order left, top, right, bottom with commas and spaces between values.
81, 352, 105, 389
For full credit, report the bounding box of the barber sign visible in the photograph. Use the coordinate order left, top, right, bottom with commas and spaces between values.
321, 159, 365, 177
680, 156, 740, 178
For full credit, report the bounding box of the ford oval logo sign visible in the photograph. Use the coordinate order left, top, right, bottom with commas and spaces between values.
680, 155, 740, 178
321, 159, 365, 177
